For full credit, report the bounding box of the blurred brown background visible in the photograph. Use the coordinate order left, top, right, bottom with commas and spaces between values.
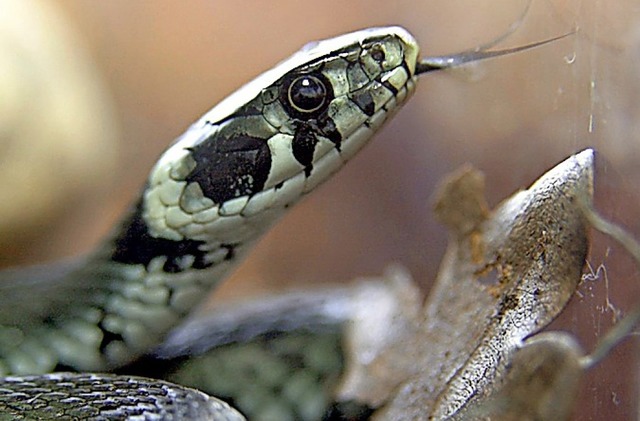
1, 0, 638, 419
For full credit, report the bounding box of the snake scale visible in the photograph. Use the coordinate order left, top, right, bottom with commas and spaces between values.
0, 26, 564, 419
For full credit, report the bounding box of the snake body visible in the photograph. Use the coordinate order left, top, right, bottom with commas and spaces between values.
0, 373, 244, 420
0, 27, 419, 417
0, 24, 564, 418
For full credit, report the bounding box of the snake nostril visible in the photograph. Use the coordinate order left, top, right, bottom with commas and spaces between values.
370, 43, 386, 63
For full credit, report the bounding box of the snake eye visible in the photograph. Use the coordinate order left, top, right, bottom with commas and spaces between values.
286, 75, 328, 113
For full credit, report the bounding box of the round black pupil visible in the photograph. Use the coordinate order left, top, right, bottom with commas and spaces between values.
289, 76, 326, 112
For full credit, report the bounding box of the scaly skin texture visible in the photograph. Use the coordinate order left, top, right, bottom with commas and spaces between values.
0, 26, 419, 419
0, 373, 244, 420
0, 27, 419, 377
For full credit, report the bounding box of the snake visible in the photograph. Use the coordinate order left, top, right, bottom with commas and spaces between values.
0, 26, 565, 420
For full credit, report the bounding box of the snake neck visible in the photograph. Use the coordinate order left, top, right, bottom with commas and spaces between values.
0, 197, 263, 375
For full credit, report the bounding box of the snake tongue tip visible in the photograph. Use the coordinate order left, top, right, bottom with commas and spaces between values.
415, 31, 575, 76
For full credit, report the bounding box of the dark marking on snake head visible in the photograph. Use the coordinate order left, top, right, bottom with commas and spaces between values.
316, 114, 342, 150
112, 201, 210, 273
346, 61, 371, 91
186, 133, 271, 204
292, 125, 318, 176
350, 90, 376, 116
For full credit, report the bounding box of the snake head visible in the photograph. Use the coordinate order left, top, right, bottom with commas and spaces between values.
141, 27, 420, 244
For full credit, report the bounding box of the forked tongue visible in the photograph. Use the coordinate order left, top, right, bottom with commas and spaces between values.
415, 32, 573, 75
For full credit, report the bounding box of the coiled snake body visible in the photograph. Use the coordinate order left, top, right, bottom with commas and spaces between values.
0, 26, 560, 419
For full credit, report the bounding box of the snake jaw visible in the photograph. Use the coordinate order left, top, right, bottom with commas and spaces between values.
141, 27, 421, 247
